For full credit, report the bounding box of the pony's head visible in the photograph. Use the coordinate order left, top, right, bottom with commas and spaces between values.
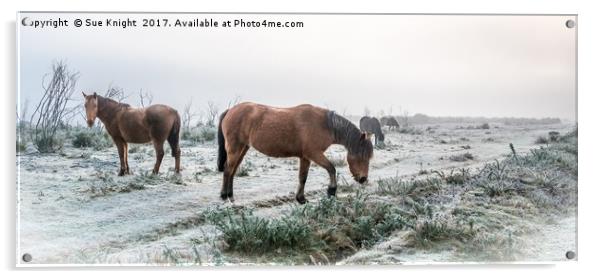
327, 111, 374, 184
82, 92, 98, 127
346, 132, 373, 184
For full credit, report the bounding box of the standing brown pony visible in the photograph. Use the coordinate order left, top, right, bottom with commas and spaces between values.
217, 102, 373, 204
82, 92, 181, 176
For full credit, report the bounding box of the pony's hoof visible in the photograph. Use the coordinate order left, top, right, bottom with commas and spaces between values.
327, 187, 337, 197
296, 195, 307, 204
220, 193, 228, 201
118, 171, 125, 176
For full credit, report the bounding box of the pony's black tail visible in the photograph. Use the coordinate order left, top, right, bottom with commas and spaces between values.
168, 112, 181, 157
217, 109, 229, 172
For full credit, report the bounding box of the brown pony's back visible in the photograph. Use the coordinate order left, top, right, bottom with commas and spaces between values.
222, 103, 333, 158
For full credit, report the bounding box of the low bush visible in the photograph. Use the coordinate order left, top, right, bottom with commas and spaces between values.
35, 136, 64, 153
16, 140, 26, 153
211, 209, 313, 254
399, 126, 423, 135
182, 126, 217, 143
205, 192, 409, 261
548, 131, 560, 142
71, 130, 113, 150
376, 176, 442, 196
72, 131, 95, 148
535, 136, 549, 144
434, 168, 471, 185
477, 123, 490, 129
450, 153, 474, 162
413, 217, 475, 248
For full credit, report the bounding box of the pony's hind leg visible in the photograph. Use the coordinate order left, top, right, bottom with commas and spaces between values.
151, 140, 165, 175
296, 158, 311, 204
174, 147, 181, 174
308, 153, 337, 197
221, 144, 249, 201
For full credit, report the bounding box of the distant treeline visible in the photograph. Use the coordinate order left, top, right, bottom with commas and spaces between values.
349, 113, 562, 126
407, 114, 562, 125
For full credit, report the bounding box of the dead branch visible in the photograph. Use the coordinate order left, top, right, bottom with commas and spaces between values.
138, 90, 153, 108
205, 101, 219, 127
182, 98, 197, 131
30, 61, 79, 152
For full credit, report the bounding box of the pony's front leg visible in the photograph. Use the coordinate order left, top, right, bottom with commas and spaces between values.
296, 158, 311, 204
123, 142, 131, 174
114, 139, 127, 176
220, 171, 231, 201
309, 153, 337, 198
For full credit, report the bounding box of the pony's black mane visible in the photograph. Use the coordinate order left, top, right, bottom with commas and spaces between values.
327, 111, 373, 159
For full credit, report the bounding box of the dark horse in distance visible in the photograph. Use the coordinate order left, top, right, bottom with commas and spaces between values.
360, 116, 385, 145
217, 102, 374, 204
380, 116, 400, 131
83, 92, 181, 176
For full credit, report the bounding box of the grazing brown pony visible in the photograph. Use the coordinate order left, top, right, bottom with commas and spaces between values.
82, 92, 181, 176
217, 102, 374, 204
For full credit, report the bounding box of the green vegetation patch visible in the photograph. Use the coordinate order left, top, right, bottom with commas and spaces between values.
202, 192, 409, 263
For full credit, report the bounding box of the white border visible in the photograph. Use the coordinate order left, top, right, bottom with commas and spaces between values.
14, 11, 579, 269
15, 9, 21, 271
3, 0, 601, 278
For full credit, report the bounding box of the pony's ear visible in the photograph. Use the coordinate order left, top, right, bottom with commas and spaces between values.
93, 92, 98, 98
360, 132, 367, 141
82, 92, 87, 97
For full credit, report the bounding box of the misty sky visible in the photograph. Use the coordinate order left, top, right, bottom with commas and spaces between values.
18, 13, 577, 122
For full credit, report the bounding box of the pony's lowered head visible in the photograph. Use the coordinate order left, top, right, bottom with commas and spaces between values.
328, 111, 374, 184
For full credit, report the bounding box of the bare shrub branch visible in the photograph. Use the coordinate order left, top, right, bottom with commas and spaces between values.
105, 84, 127, 102
182, 98, 197, 131
363, 106, 371, 117
138, 89, 153, 108
205, 101, 219, 127
226, 95, 241, 110
30, 61, 79, 152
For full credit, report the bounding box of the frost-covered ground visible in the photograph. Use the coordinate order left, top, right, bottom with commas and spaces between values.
17, 121, 576, 265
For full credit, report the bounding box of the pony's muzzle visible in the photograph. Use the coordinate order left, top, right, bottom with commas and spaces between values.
87, 120, 94, 127
357, 176, 367, 184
